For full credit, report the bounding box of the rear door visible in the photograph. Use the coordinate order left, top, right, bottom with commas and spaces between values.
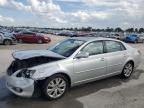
22, 32, 29, 42
104, 40, 128, 74
27, 32, 37, 42
23, 32, 35, 42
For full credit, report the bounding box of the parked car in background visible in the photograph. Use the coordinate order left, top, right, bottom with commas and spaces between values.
107, 33, 119, 38
0, 32, 16, 45
6, 37, 141, 100
67, 32, 77, 37
137, 34, 144, 43
15, 32, 51, 44
84, 33, 99, 37
56, 31, 77, 37
124, 34, 144, 43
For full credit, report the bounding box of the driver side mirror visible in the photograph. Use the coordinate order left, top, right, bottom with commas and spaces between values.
75, 52, 89, 59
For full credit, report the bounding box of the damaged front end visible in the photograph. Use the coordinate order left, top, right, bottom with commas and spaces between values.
6, 51, 64, 97
7, 56, 62, 76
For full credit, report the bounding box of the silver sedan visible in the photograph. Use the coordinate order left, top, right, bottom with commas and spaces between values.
6, 37, 141, 100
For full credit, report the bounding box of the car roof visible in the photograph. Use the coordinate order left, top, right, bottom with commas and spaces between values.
71, 36, 120, 42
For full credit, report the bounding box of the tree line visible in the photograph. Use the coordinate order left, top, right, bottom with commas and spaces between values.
1, 25, 144, 33
57, 27, 144, 33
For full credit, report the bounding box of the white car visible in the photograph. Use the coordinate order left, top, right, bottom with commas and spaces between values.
6, 37, 141, 100
0, 32, 16, 45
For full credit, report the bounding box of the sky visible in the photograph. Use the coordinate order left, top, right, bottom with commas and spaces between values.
0, 0, 144, 29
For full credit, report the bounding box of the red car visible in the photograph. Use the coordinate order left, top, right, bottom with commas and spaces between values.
15, 32, 51, 43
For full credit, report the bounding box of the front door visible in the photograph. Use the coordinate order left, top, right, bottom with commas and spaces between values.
73, 41, 107, 83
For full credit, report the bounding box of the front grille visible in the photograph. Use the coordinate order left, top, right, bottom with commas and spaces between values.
7, 61, 15, 76
7, 61, 20, 76
7, 68, 13, 76
7, 60, 28, 76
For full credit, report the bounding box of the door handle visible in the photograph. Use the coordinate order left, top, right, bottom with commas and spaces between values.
123, 54, 127, 57
101, 58, 105, 61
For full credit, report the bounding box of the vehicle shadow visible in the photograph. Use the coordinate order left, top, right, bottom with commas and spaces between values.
0, 69, 144, 108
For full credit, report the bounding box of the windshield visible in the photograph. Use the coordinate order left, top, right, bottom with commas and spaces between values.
49, 39, 85, 57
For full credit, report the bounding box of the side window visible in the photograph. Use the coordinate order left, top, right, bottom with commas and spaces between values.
28, 33, 35, 35
23, 32, 34, 35
23, 32, 28, 35
81, 41, 103, 56
0, 34, 2, 40
105, 41, 126, 53
27, 32, 34, 35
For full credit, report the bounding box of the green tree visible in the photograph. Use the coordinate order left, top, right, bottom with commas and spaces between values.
135, 28, 138, 33
139, 28, 144, 33
105, 27, 114, 32
115, 27, 123, 32
125, 28, 134, 32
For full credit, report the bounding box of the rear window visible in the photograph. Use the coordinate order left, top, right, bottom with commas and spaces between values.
105, 40, 126, 53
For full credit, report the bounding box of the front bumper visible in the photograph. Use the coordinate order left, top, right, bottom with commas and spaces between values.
6, 74, 34, 97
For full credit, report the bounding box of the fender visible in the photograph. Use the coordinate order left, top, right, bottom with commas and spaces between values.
31, 63, 72, 81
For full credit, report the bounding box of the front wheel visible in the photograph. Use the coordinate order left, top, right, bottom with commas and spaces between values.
42, 74, 69, 100
121, 62, 134, 78
3, 40, 12, 45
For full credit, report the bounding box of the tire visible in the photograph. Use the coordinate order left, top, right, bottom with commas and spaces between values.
18, 39, 23, 43
37, 39, 43, 44
42, 74, 69, 100
3, 40, 12, 45
134, 39, 138, 43
121, 62, 134, 78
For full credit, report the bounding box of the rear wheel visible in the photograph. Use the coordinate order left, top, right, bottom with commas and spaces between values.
18, 39, 23, 43
121, 62, 134, 78
3, 40, 12, 45
42, 74, 69, 100
134, 39, 138, 43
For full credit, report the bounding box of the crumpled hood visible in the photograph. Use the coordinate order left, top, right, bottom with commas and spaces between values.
12, 50, 66, 60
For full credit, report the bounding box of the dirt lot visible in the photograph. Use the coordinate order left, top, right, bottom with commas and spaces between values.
0, 36, 144, 108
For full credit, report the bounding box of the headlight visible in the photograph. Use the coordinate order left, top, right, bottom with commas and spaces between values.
17, 69, 36, 78
44, 37, 48, 39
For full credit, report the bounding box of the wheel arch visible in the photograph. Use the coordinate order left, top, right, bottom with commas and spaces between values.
3, 39, 12, 44
53, 72, 71, 88
125, 60, 135, 67
38, 72, 72, 88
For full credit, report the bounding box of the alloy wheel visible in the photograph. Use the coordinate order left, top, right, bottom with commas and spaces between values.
47, 78, 66, 99
38, 39, 42, 44
123, 63, 133, 77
